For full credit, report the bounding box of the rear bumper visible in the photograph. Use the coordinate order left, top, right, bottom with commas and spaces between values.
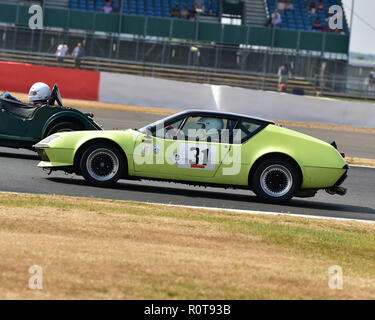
325, 165, 348, 196
334, 165, 349, 187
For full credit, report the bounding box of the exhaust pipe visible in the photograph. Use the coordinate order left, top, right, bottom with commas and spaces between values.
326, 186, 347, 196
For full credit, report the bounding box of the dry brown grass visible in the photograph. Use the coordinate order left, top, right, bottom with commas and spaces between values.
275, 120, 375, 134
0, 193, 375, 300
346, 157, 375, 167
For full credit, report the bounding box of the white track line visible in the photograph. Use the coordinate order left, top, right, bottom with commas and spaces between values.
349, 164, 375, 169
144, 202, 375, 224
1, 191, 374, 224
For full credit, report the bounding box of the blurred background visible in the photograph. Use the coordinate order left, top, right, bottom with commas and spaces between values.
0, 0, 374, 100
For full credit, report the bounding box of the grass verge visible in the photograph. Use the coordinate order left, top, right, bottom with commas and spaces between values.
0, 193, 374, 299
346, 157, 375, 167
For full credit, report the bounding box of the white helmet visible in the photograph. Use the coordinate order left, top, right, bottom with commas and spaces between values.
28, 82, 51, 103
197, 117, 224, 132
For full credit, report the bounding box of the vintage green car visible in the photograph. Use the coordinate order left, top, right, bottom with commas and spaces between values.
35, 110, 348, 203
0, 84, 101, 150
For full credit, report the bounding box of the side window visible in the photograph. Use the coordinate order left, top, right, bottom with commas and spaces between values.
179, 116, 237, 143
238, 120, 262, 143
163, 118, 184, 140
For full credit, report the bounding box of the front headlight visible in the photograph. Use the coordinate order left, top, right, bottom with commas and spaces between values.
40, 134, 61, 144
34, 134, 61, 148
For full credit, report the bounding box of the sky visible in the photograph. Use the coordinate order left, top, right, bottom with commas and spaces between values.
342, 0, 375, 54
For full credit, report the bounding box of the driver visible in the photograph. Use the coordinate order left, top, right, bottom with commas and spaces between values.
2, 82, 51, 105
196, 117, 224, 141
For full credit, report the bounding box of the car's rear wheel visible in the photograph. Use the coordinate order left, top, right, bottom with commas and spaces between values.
80, 143, 124, 187
46, 121, 82, 137
251, 158, 300, 203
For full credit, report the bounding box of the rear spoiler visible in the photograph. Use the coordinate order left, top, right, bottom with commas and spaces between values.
330, 141, 338, 150
331, 141, 346, 159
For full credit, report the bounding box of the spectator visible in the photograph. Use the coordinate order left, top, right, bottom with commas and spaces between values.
112, 1, 121, 13
368, 68, 375, 97
277, 0, 286, 11
195, 0, 205, 14
312, 17, 323, 31
55, 41, 68, 67
285, 0, 294, 11
307, 0, 316, 14
71, 42, 84, 69
180, 6, 189, 19
335, 28, 345, 35
189, 5, 197, 20
170, 4, 179, 17
316, 0, 325, 12
269, 9, 282, 27
103, 2, 113, 13
278, 63, 292, 92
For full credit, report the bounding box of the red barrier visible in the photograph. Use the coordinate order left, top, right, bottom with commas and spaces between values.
0, 62, 100, 101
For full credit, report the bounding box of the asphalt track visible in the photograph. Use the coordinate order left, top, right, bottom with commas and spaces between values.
0, 109, 374, 222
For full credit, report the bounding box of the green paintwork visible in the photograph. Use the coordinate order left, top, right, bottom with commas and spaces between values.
0, 97, 102, 149
35, 112, 348, 193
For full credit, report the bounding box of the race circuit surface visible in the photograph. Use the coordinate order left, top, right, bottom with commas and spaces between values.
0, 109, 374, 222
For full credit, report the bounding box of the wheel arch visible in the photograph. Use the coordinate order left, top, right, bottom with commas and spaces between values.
43, 115, 85, 138
248, 152, 303, 189
73, 138, 129, 177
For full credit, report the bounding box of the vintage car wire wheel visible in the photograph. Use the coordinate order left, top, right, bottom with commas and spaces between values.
86, 148, 120, 182
260, 164, 293, 197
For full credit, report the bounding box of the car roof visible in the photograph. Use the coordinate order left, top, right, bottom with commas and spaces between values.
173, 109, 275, 124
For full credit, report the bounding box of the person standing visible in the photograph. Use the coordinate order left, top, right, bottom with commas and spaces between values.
368, 68, 375, 97
71, 42, 85, 69
55, 41, 68, 67
278, 63, 292, 92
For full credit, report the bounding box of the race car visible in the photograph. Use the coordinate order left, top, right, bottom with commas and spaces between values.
34, 110, 348, 203
0, 84, 102, 150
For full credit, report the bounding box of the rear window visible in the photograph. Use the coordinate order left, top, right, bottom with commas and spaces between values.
238, 120, 263, 143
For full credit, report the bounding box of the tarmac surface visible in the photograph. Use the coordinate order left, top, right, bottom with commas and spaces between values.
0, 109, 374, 222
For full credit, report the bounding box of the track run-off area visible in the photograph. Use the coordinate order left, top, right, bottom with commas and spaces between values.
0, 108, 374, 222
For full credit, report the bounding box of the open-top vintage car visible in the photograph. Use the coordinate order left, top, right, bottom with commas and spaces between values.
0, 84, 101, 150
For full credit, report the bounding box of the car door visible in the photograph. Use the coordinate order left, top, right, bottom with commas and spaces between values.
1, 110, 29, 137
0, 101, 31, 137
133, 115, 236, 180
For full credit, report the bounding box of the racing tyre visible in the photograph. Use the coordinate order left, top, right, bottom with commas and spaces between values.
80, 143, 124, 187
251, 158, 300, 203
46, 121, 82, 136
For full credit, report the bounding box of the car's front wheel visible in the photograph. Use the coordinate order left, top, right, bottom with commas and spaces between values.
251, 158, 300, 203
46, 121, 82, 136
80, 143, 124, 187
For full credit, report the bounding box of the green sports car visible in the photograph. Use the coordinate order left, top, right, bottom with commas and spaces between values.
35, 110, 348, 203
0, 84, 101, 150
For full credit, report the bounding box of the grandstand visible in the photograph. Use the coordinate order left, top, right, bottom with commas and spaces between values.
68, 0, 219, 17
266, 0, 348, 32
62, 0, 347, 32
